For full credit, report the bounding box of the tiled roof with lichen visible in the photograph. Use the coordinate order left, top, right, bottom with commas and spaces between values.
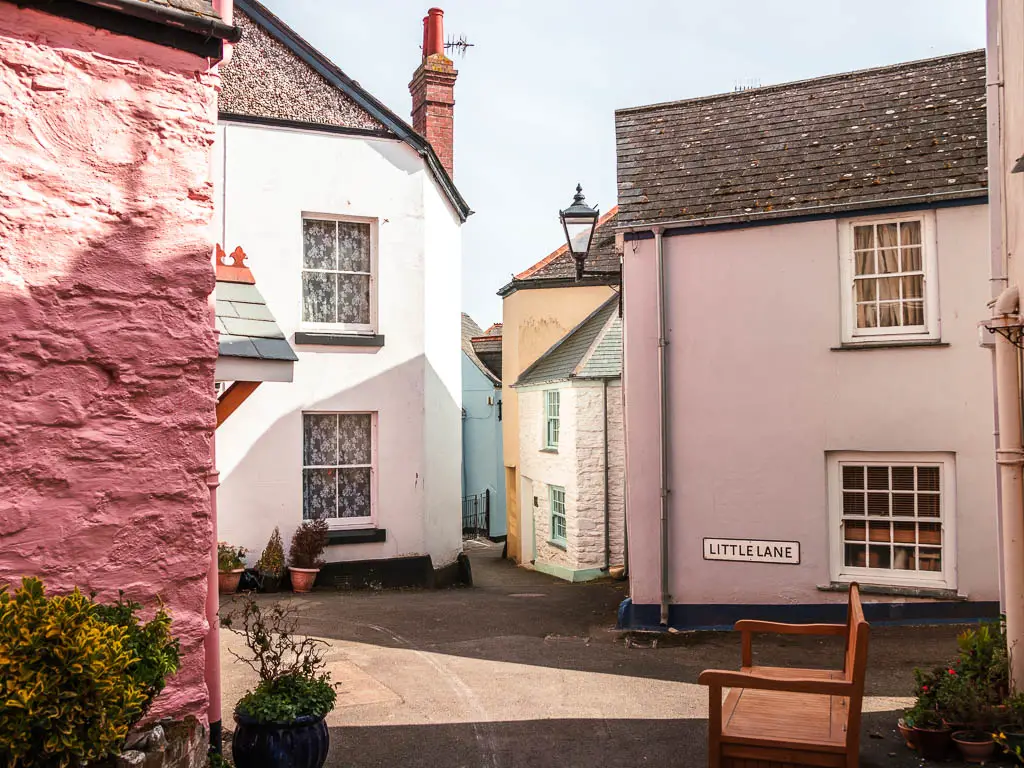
462, 314, 500, 384
498, 209, 620, 296
615, 50, 987, 229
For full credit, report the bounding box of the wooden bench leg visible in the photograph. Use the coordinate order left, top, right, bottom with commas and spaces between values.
708, 684, 722, 768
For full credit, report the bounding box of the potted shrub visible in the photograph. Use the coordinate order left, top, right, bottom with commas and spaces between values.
219, 541, 248, 594
222, 596, 337, 768
256, 527, 286, 593
996, 693, 1024, 761
288, 518, 329, 593
911, 708, 952, 760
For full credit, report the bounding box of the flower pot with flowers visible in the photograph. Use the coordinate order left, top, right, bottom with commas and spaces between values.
218, 542, 248, 594
995, 693, 1024, 763
256, 528, 286, 593
288, 517, 329, 593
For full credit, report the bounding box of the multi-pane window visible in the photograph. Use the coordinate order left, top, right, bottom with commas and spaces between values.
544, 390, 560, 450
302, 217, 374, 329
831, 454, 953, 588
840, 215, 938, 343
550, 485, 567, 544
302, 413, 374, 526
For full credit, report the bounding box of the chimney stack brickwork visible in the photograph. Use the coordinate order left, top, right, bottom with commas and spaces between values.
410, 8, 457, 177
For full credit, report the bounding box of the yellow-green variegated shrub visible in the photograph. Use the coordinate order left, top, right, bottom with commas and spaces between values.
0, 577, 148, 767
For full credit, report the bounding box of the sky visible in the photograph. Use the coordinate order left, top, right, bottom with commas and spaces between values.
260, 0, 986, 326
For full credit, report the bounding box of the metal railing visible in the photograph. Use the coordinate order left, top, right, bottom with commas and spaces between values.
462, 489, 490, 538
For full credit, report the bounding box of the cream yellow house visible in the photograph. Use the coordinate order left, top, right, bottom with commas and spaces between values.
498, 207, 619, 563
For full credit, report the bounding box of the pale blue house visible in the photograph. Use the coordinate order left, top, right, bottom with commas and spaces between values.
461, 314, 506, 538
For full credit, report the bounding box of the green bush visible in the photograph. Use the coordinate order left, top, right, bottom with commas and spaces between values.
255, 528, 285, 578
0, 577, 149, 767
218, 542, 247, 572
236, 674, 337, 724
93, 593, 180, 716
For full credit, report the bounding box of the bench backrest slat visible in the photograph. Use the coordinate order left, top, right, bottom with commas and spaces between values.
843, 583, 870, 756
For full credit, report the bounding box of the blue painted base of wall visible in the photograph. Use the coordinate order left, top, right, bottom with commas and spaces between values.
617, 597, 1000, 632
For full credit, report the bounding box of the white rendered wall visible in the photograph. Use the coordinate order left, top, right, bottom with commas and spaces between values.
214, 122, 462, 569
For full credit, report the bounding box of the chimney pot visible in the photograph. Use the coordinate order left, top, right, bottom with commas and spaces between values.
424, 8, 444, 58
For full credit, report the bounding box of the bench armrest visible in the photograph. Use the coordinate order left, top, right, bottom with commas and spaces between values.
698, 669, 853, 697
734, 620, 847, 636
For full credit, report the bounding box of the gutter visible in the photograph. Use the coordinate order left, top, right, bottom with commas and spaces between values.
616, 188, 989, 237
74, 0, 239, 40
654, 226, 671, 625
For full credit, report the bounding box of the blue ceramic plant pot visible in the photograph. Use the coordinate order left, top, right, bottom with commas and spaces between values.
232, 712, 329, 768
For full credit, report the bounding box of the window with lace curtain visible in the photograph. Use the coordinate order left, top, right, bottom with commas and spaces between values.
838, 213, 939, 344
302, 413, 376, 528
301, 216, 376, 333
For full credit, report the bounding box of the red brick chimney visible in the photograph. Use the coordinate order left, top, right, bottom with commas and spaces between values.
409, 8, 457, 177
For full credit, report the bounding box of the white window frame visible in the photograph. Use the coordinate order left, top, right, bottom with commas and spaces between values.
838, 211, 940, 344
544, 390, 560, 450
301, 411, 378, 531
549, 485, 567, 545
827, 451, 956, 590
300, 213, 378, 335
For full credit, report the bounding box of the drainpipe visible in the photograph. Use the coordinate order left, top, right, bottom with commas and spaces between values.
654, 226, 671, 626
993, 285, 1024, 691
603, 377, 611, 572
205, 293, 222, 752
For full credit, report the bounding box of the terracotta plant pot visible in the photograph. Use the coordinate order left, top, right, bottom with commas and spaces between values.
897, 718, 917, 750
952, 731, 996, 764
913, 724, 952, 760
289, 567, 319, 593
218, 568, 244, 594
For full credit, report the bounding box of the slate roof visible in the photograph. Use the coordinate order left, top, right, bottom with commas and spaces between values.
216, 281, 298, 363
220, 0, 470, 222
497, 208, 620, 297
615, 50, 987, 230
514, 297, 621, 387
461, 314, 501, 385
471, 331, 502, 382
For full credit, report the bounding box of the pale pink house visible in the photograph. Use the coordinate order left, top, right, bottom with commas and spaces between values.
616, 51, 1000, 629
0, 0, 237, 756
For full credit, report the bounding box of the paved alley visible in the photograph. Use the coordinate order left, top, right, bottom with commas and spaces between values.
221, 542, 970, 768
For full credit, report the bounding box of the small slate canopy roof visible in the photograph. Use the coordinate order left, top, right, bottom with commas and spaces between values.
462, 314, 501, 385
514, 297, 622, 388
215, 246, 297, 383
615, 50, 987, 230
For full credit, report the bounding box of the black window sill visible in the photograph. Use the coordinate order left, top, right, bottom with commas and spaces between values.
547, 539, 567, 551
817, 581, 964, 600
540, 448, 559, 455
327, 528, 387, 545
831, 340, 948, 351
294, 332, 385, 348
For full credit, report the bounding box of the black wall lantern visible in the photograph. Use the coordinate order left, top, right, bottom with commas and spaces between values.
560, 184, 600, 281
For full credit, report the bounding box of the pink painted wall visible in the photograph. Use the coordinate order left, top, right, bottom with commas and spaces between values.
0, 5, 219, 721
624, 205, 998, 608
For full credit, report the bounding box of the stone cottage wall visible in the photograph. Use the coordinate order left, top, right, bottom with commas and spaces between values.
519, 386, 577, 571
0, 5, 219, 721
574, 381, 625, 570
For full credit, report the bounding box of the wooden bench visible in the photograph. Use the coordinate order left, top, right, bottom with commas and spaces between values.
698, 583, 869, 768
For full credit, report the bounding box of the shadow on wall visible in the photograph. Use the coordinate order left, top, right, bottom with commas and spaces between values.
0, 15, 218, 722
217, 355, 461, 566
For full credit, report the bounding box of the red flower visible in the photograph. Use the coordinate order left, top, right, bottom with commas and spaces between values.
922, 685, 930, 692
948, 668, 956, 675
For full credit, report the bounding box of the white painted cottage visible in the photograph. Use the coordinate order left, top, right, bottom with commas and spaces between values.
213, 0, 471, 587
513, 297, 625, 581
